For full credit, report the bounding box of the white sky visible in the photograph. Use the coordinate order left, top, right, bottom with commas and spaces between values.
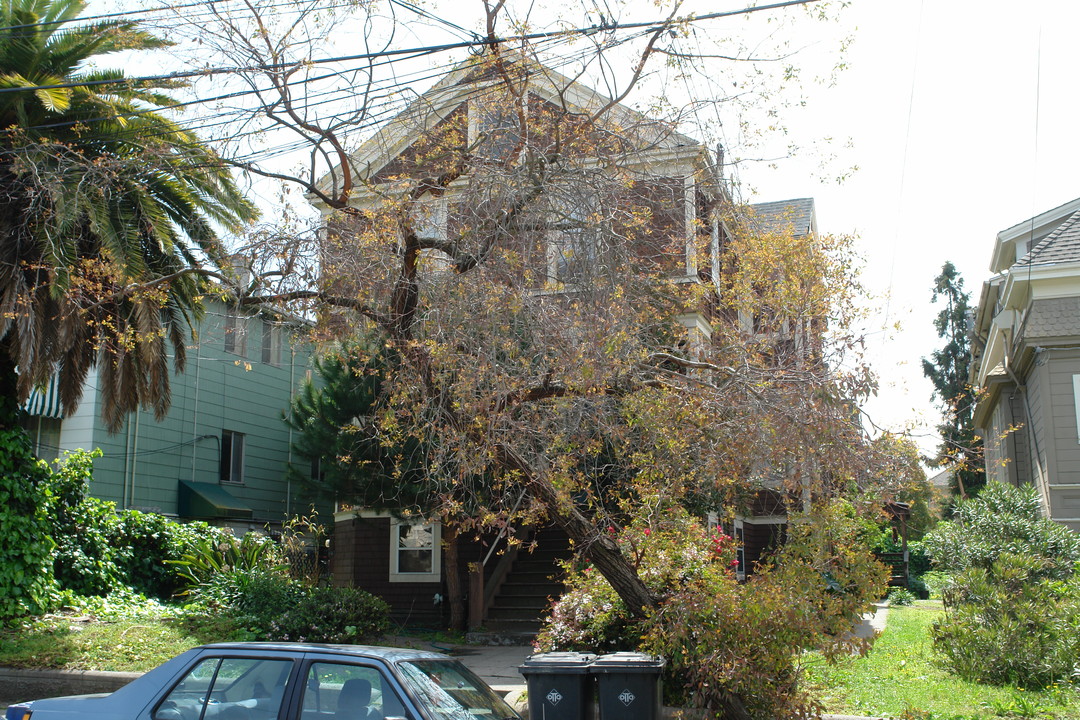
732, 0, 1080, 457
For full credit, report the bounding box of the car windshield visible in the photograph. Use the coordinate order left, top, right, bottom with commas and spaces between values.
397, 659, 517, 720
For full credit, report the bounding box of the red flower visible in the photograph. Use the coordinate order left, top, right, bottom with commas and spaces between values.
643, 528, 651, 537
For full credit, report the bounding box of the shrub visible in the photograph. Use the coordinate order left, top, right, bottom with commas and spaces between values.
920, 570, 952, 599
112, 511, 205, 598
887, 587, 916, 606
0, 428, 56, 621
908, 541, 932, 577
170, 528, 285, 591
47, 450, 127, 597
270, 586, 391, 643
924, 483, 1080, 580
538, 502, 888, 719
190, 566, 302, 622
932, 554, 1080, 686
926, 482, 1080, 687
906, 575, 929, 599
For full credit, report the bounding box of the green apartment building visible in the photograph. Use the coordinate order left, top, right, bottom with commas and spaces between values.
22, 300, 324, 530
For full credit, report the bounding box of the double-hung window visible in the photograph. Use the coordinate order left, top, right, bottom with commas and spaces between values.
389, 519, 441, 582
224, 310, 247, 356
220, 430, 245, 484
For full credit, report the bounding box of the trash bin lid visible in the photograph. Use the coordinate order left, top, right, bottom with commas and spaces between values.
518, 651, 596, 674
590, 652, 665, 673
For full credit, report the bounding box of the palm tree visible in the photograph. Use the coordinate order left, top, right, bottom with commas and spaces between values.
0, 0, 257, 431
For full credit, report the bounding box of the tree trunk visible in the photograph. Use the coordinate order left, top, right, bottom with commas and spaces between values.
0, 342, 20, 432
714, 693, 753, 720
494, 443, 659, 618
442, 524, 466, 631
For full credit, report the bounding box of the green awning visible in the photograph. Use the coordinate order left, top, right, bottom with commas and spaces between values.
178, 480, 253, 520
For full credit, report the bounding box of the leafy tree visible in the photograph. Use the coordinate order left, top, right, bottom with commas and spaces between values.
0, 0, 257, 432
865, 433, 935, 539
922, 261, 984, 497
0, 0, 254, 622
172, 2, 886, 712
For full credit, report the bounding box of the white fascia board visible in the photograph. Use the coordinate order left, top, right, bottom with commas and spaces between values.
977, 329, 1007, 387
992, 196, 1080, 273
675, 312, 713, 338
999, 261, 1080, 309
972, 277, 1002, 337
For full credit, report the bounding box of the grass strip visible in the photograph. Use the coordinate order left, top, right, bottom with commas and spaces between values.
803, 601, 1079, 719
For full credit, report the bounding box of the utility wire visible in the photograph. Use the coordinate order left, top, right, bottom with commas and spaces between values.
0, 0, 819, 96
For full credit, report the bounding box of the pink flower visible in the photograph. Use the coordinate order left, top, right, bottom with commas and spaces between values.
608, 526, 616, 535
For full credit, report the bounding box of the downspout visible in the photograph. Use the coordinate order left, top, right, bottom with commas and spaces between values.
286, 340, 295, 518
192, 328, 202, 483
129, 411, 140, 507
122, 417, 132, 509
1003, 327, 1046, 497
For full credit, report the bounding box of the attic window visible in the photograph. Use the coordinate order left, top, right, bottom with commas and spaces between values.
470, 96, 522, 161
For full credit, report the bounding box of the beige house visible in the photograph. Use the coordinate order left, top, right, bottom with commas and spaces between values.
972, 197, 1080, 530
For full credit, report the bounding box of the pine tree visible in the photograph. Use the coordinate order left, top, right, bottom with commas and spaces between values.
922, 261, 985, 497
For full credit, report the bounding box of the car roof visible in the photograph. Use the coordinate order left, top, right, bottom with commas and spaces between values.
197, 642, 451, 663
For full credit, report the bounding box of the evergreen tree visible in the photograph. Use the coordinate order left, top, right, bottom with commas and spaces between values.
285, 339, 429, 512
922, 261, 985, 497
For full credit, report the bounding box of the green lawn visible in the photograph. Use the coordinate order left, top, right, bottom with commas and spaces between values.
803, 601, 1080, 719
0, 612, 228, 672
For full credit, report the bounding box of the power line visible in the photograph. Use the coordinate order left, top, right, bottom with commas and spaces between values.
0, 0, 819, 97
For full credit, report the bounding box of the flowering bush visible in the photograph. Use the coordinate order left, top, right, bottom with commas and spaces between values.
538, 502, 887, 719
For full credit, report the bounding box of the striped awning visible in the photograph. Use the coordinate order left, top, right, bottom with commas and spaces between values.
22, 375, 63, 418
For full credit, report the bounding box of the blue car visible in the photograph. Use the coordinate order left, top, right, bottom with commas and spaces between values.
5, 642, 520, 720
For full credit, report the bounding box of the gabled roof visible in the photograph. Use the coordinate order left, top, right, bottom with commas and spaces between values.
991, 196, 1080, 273
1016, 209, 1080, 267
746, 198, 816, 237
313, 51, 710, 202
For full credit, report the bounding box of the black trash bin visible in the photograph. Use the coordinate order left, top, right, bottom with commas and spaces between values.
518, 652, 596, 720
590, 652, 665, 720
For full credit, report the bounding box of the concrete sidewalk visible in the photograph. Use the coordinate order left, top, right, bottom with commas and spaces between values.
447, 601, 892, 720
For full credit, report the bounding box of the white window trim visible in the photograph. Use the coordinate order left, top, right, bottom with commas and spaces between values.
389, 518, 442, 583
733, 517, 746, 582
221, 430, 245, 485
225, 310, 248, 357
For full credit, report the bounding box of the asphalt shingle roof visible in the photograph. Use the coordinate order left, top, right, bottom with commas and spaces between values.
1016, 208, 1080, 267
746, 198, 816, 237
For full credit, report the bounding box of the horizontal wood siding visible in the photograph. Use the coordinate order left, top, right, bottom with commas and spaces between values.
335, 516, 447, 628
1027, 363, 1048, 493
67, 301, 321, 524
1046, 352, 1080, 492
1008, 391, 1030, 485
